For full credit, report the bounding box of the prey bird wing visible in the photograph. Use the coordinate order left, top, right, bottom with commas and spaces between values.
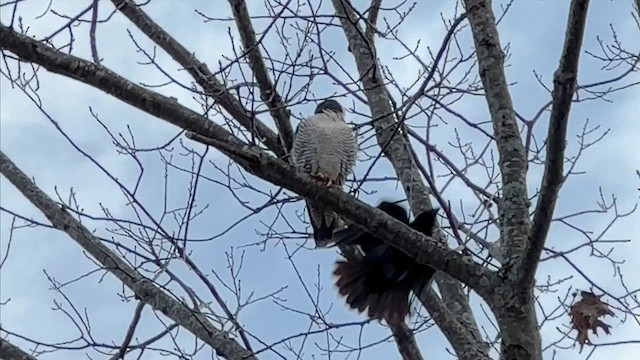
332, 201, 439, 324
291, 100, 357, 248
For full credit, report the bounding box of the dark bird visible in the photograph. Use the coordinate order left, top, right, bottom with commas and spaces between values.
332, 201, 439, 324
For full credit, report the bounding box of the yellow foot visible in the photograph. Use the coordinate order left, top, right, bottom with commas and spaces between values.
311, 171, 334, 187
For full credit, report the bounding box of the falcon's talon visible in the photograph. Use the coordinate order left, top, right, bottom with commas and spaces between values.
311, 172, 334, 187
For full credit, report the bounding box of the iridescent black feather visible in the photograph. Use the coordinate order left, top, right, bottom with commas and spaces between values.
332, 202, 438, 324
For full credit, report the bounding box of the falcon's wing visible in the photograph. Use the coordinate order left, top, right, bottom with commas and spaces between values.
333, 122, 357, 186
291, 116, 320, 173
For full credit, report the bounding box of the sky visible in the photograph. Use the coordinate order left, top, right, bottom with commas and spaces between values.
1, 0, 639, 359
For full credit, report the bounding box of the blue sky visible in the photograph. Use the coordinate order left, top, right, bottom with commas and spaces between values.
1, 0, 639, 359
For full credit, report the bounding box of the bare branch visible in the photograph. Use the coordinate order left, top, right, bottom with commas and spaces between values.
330, 1, 488, 357
113, 302, 146, 360
110, 0, 285, 156
521, 0, 590, 286
390, 323, 424, 360
365, 0, 382, 41
2, 3, 635, 359
0, 24, 247, 155
418, 289, 491, 360
187, 131, 497, 292
89, 0, 100, 64
0, 151, 257, 360
463, 1, 542, 358
0, 338, 38, 360
402, 13, 468, 120
463, 0, 531, 264
0, 24, 496, 294
228, 0, 294, 151
330, 0, 431, 215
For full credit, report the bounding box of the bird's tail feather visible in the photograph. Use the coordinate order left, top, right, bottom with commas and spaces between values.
326, 226, 362, 248
413, 270, 435, 298
334, 259, 411, 324
306, 201, 347, 248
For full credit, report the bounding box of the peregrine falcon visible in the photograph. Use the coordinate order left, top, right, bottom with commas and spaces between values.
332, 201, 439, 324
291, 99, 357, 248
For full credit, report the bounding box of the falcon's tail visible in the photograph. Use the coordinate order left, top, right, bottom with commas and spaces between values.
306, 201, 347, 248
333, 259, 412, 324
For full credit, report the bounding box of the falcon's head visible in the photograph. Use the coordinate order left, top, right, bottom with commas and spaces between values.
314, 99, 345, 121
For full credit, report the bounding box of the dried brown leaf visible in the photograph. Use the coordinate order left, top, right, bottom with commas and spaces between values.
569, 291, 615, 350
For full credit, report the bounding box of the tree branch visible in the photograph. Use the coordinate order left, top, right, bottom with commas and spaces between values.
390, 323, 424, 360
227, 0, 294, 151
187, 132, 497, 292
0, 338, 38, 360
418, 290, 491, 360
0, 24, 248, 156
114, 301, 146, 360
0, 24, 497, 295
110, 0, 285, 156
0, 151, 257, 360
330, 0, 431, 216
520, 0, 590, 287
463, 0, 531, 266
365, 0, 382, 41
329, 1, 489, 358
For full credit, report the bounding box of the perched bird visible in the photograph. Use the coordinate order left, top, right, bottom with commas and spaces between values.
332, 201, 439, 324
291, 99, 357, 248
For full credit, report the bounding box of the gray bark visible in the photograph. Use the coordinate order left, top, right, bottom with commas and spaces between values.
463, 0, 531, 269
227, 0, 294, 152
463, 1, 590, 359
521, 0, 590, 287
330, 1, 489, 359
0, 151, 257, 360
0, 339, 38, 360
0, 25, 495, 292
110, 0, 285, 156
0, 0, 596, 357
